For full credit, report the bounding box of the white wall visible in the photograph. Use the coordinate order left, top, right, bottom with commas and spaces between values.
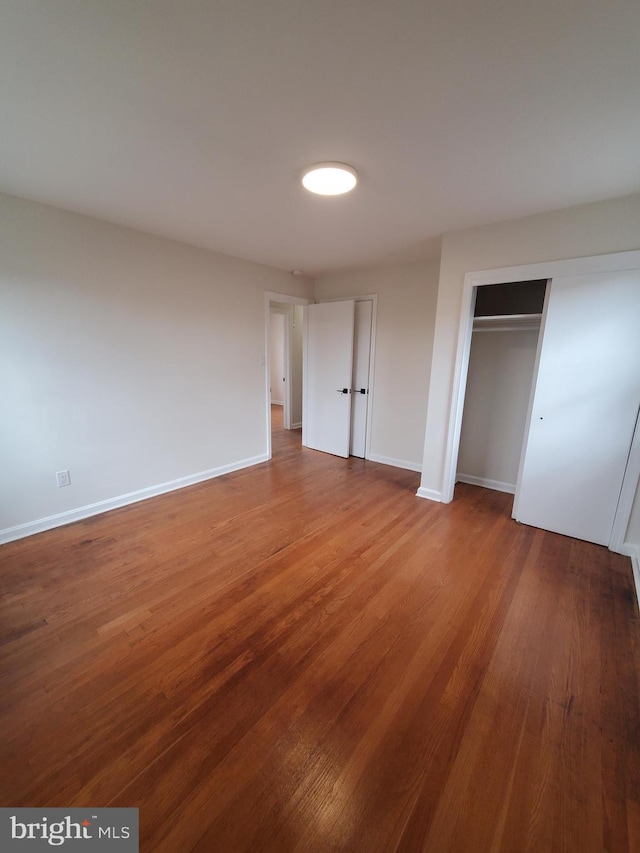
418, 192, 640, 553
314, 260, 440, 471
291, 305, 303, 428
0, 193, 312, 539
269, 312, 286, 404
457, 329, 539, 491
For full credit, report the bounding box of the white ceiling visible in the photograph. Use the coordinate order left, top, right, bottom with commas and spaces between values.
1, 0, 639, 276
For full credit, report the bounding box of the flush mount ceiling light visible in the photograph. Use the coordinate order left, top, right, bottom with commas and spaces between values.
302, 162, 358, 195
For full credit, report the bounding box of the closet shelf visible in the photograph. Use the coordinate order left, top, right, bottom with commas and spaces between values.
473, 313, 542, 332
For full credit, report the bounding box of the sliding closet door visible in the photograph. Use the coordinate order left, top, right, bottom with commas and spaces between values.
513, 270, 640, 546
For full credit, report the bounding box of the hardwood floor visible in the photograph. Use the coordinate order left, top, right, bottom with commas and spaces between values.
1, 412, 639, 851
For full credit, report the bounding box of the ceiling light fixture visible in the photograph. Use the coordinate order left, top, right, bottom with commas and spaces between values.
302, 162, 358, 196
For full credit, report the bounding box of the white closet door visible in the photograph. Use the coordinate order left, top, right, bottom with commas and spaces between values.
305, 300, 355, 458
513, 270, 640, 546
350, 300, 373, 458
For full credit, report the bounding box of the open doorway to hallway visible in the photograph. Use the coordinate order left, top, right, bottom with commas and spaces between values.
266, 294, 308, 458
270, 402, 301, 456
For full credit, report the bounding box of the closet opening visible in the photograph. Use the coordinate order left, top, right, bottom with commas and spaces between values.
455, 279, 547, 502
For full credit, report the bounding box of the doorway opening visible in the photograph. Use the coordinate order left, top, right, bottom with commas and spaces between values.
303, 296, 377, 460
264, 292, 377, 463
456, 280, 546, 505
265, 293, 310, 459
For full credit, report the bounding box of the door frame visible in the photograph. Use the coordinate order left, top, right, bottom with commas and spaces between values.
264, 291, 312, 460
440, 250, 640, 554
307, 294, 378, 460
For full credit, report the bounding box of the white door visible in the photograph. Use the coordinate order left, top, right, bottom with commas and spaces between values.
305, 300, 355, 458
350, 300, 373, 457
513, 270, 640, 545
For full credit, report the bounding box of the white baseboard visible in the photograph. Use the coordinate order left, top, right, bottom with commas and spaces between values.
367, 453, 422, 473
456, 473, 516, 494
291, 421, 302, 430
0, 453, 270, 545
416, 486, 442, 502
270, 400, 284, 406
619, 543, 640, 613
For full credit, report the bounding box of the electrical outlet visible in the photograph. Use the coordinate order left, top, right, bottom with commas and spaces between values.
56, 470, 71, 488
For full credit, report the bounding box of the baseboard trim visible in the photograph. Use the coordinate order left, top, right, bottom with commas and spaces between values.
0, 453, 270, 545
291, 421, 302, 430
416, 486, 442, 502
619, 544, 640, 614
456, 473, 516, 494
367, 453, 422, 473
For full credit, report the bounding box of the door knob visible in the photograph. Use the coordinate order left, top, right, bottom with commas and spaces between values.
336, 388, 349, 394
351, 388, 367, 394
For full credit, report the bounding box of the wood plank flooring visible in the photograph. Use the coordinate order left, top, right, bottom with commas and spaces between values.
1, 409, 639, 851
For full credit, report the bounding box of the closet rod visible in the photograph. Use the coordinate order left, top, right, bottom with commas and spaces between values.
473, 313, 542, 332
